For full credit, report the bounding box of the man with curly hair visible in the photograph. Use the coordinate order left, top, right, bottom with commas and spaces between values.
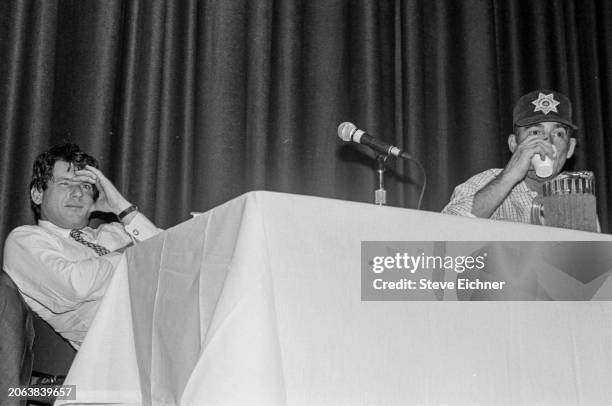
3, 143, 160, 349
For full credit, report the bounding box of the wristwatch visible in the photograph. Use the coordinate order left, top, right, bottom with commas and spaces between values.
118, 205, 138, 221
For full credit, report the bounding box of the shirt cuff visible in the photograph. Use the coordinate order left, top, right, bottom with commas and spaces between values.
123, 213, 161, 241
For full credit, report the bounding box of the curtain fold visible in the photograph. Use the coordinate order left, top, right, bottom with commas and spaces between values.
1, 0, 611, 251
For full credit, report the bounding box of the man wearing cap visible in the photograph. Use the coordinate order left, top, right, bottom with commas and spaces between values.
442, 89, 577, 222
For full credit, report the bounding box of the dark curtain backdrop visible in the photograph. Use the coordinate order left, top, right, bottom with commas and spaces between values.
1, 0, 611, 253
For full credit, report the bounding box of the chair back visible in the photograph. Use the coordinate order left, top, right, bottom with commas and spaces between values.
0, 271, 35, 405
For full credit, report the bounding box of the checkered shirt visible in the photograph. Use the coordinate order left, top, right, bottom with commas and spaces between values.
442, 168, 538, 224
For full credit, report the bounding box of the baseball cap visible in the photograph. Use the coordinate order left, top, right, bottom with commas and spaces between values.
513, 89, 578, 129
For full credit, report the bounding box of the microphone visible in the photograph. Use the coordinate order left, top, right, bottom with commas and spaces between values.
337, 122, 412, 159
337, 121, 427, 210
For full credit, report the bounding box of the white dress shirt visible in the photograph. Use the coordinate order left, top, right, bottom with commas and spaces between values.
3, 214, 160, 349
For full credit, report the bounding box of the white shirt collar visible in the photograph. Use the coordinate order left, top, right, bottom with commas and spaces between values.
38, 220, 73, 238
37, 220, 95, 239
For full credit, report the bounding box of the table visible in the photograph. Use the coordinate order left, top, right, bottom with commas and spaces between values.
60, 191, 612, 405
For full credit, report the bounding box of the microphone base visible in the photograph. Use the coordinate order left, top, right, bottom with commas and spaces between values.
375, 189, 387, 206
375, 155, 388, 206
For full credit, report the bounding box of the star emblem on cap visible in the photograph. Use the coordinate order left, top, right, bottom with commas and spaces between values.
531, 92, 560, 115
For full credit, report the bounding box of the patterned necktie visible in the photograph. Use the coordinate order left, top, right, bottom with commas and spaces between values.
69, 229, 111, 256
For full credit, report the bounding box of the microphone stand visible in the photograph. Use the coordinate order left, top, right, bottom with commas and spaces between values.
375, 154, 388, 206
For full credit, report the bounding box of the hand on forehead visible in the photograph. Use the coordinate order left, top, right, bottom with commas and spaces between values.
53, 161, 96, 184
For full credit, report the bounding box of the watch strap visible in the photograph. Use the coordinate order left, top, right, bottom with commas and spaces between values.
118, 205, 138, 220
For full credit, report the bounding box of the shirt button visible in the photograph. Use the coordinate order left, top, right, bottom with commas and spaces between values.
133, 229, 140, 236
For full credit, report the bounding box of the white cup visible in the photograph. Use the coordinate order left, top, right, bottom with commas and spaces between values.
531, 145, 557, 178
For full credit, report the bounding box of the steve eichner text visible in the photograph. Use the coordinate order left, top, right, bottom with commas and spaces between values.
371, 252, 487, 274
372, 278, 505, 290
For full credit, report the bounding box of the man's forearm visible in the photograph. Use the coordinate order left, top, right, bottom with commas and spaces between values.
471, 172, 518, 218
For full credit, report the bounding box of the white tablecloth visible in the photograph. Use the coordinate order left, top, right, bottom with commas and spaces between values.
60, 191, 612, 405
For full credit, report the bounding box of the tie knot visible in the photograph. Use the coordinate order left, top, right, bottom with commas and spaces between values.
70, 229, 83, 239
